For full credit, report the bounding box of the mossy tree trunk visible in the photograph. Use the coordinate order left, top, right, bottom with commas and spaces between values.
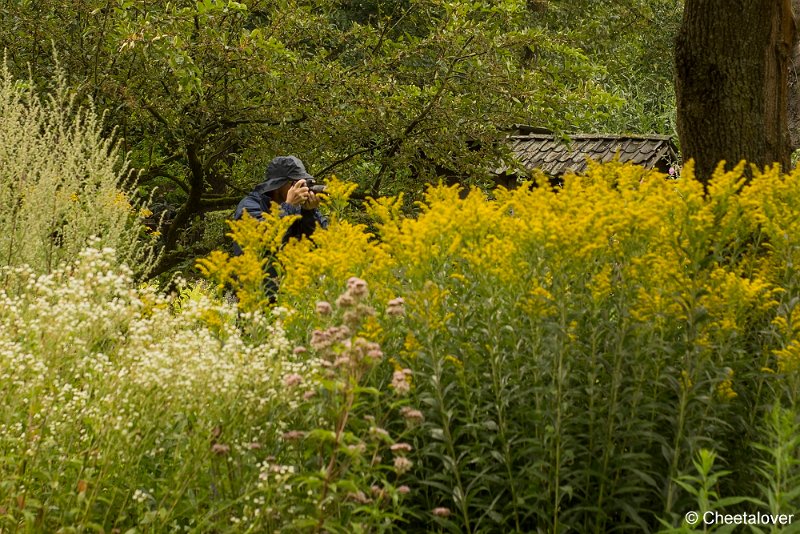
676, 0, 796, 183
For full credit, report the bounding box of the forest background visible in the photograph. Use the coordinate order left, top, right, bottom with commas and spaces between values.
1, 0, 682, 272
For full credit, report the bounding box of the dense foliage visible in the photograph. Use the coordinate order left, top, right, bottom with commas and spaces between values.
200, 160, 800, 531
7, 152, 800, 531
2, 66, 800, 529
540, 0, 683, 134
9, 1, 799, 533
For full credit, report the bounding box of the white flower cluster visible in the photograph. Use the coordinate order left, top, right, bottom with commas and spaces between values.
0, 246, 316, 518
132, 488, 154, 504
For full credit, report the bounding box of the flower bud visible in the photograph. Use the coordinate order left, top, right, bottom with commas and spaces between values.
315, 301, 332, 315
211, 443, 230, 456
393, 456, 413, 475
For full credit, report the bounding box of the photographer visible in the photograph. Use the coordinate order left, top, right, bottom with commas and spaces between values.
232, 155, 329, 256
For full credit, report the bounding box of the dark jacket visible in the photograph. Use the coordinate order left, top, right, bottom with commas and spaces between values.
232, 182, 329, 256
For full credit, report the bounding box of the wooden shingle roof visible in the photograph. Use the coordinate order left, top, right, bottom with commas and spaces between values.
502, 130, 679, 177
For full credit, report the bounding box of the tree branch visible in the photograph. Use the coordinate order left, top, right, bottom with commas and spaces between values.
164, 142, 205, 250
313, 144, 388, 178
138, 151, 189, 193
199, 196, 241, 210
369, 36, 476, 196
144, 102, 170, 127
206, 140, 240, 169
145, 171, 190, 194
199, 112, 307, 137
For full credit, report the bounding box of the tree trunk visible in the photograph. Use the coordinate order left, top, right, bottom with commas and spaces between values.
788, 0, 800, 150
164, 142, 204, 251
676, 0, 795, 184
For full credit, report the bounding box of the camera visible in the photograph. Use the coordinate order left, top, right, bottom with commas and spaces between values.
303, 178, 327, 194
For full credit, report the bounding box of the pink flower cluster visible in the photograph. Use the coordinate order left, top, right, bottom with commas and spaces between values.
391, 368, 413, 396
346, 490, 372, 504
368, 483, 411, 500
211, 443, 230, 456
334, 277, 369, 308
390, 442, 413, 453
336, 293, 355, 308
282, 430, 306, 441
315, 301, 332, 315
387, 297, 405, 316
321, 278, 377, 328
310, 325, 351, 351
400, 406, 424, 423
393, 456, 413, 475
347, 277, 369, 298
283, 373, 304, 387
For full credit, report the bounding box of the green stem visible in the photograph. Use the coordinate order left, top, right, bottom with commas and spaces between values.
552, 303, 568, 534
314, 377, 356, 534
431, 351, 472, 534
489, 343, 520, 532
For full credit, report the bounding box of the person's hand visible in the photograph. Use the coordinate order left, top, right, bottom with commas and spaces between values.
285, 180, 309, 206
302, 191, 320, 210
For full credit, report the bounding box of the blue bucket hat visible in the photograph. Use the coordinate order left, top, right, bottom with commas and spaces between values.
256, 156, 314, 193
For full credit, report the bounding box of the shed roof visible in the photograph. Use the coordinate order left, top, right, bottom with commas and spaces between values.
501, 130, 679, 177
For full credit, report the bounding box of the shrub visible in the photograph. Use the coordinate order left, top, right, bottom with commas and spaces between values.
205, 160, 800, 532
0, 61, 156, 275
0, 245, 309, 531
0, 246, 420, 532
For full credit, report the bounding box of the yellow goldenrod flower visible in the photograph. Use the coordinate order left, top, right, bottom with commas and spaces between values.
715, 368, 738, 401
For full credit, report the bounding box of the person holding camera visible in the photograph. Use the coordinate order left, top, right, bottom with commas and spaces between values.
232, 155, 329, 255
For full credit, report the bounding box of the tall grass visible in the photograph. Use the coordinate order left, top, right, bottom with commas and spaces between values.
0, 61, 156, 276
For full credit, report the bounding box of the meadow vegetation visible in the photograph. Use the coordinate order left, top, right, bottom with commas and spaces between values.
201, 160, 800, 532
3, 51, 800, 534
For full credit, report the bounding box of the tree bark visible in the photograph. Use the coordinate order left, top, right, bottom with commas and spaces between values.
164, 142, 205, 251
676, 0, 795, 184
788, 0, 800, 149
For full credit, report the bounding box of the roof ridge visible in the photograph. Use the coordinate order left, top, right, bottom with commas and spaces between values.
509, 133, 674, 141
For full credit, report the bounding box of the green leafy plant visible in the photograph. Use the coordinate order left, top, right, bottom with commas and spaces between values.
659, 449, 755, 533
205, 161, 800, 532
752, 405, 800, 534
